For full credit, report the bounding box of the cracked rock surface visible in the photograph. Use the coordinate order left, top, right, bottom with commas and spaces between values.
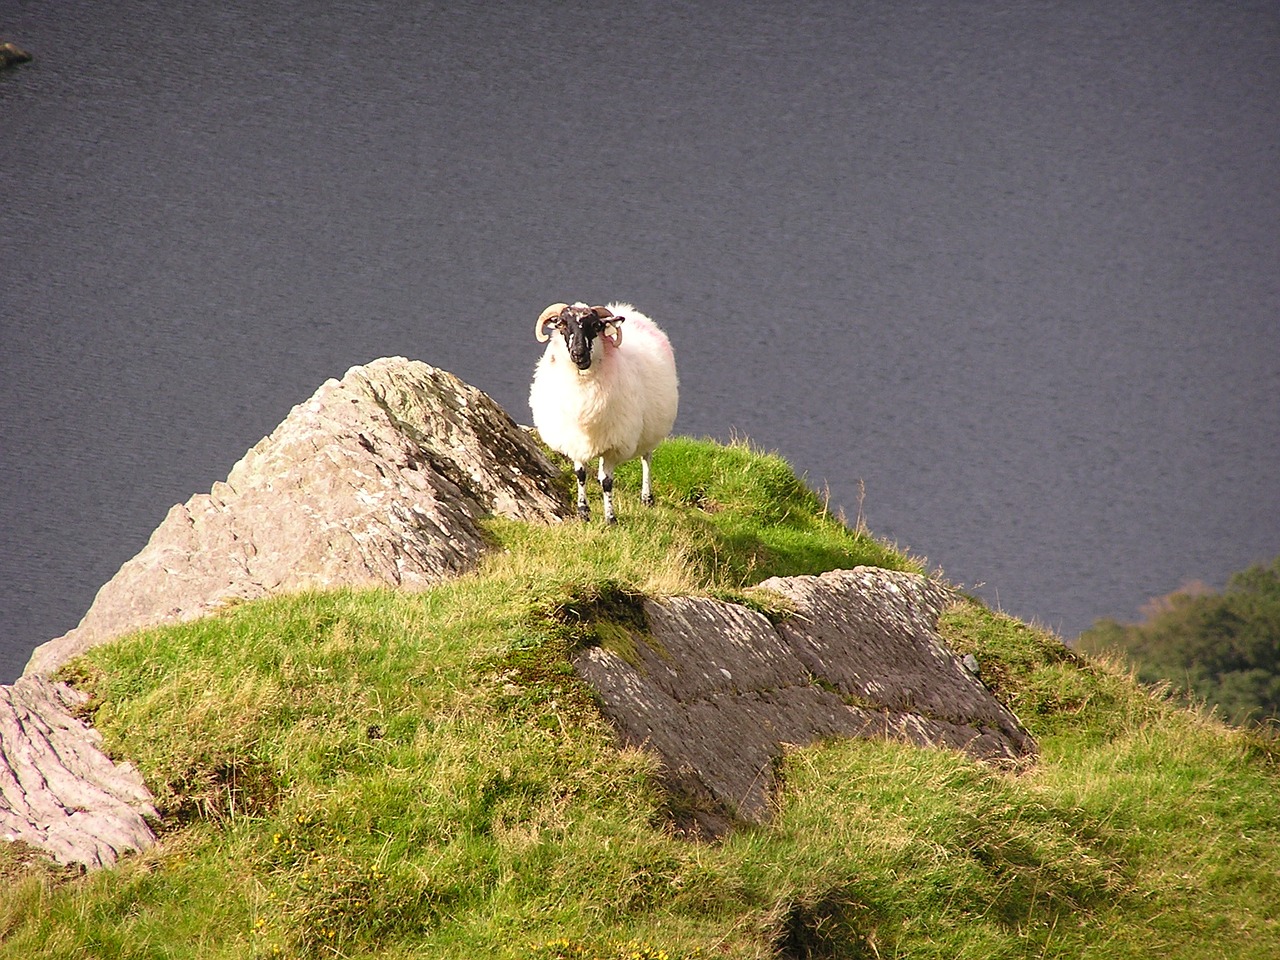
0, 677, 157, 868
572, 568, 1035, 835
25, 357, 568, 678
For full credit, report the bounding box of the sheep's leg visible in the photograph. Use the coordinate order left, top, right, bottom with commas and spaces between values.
574, 463, 591, 521
599, 459, 618, 525
640, 453, 655, 507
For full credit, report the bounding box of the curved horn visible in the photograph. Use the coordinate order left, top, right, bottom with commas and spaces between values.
536, 303, 568, 342
589, 305, 616, 319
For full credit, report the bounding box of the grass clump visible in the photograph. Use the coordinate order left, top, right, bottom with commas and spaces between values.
3, 438, 1279, 958
485, 437, 918, 601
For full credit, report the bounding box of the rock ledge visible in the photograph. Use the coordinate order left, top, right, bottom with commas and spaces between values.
573, 568, 1034, 835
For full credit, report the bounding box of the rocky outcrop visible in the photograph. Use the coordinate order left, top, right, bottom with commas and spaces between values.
0, 677, 157, 868
6, 358, 1034, 867
0, 42, 32, 69
572, 568, 1034, 835
26, 357, 568, 678
8, 357, 568, 868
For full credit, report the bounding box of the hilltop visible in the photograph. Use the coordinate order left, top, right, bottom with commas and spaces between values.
3, 361, 1279, 958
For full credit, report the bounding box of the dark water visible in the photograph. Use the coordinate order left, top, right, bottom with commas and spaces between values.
2, 1, 1278, 682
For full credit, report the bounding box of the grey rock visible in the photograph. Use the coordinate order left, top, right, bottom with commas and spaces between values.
572, 567, 1035, 835
26, 357, 569, 678
0, 677, 157, 869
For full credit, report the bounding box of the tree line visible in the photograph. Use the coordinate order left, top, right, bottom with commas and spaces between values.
1078, 555, 1280, 730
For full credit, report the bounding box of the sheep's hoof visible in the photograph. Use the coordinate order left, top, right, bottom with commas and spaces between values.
641, 493, 655, 507
576, 503, 591, 521
605, 514, 618, 525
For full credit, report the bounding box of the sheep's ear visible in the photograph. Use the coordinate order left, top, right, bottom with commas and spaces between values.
603, 318, 623, 347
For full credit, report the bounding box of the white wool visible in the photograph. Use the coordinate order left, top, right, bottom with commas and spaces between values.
529, 301, 679, 520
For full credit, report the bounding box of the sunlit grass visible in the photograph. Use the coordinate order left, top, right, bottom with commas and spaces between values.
3, 438, 1278, 958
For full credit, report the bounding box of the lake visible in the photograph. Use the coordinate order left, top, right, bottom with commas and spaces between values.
2, 0, 1277, 681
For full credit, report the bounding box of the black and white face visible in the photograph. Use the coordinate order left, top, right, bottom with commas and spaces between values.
549, 304, 610, 370
562, 306, 607, 370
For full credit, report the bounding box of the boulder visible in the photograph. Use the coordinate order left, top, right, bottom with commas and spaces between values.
25, 357, 569, 678
0, 42, 32, 69
572, 568, 1035, 835
0, 677, 157, 869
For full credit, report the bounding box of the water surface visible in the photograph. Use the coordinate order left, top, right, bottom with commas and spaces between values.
2, 1, 1277, 681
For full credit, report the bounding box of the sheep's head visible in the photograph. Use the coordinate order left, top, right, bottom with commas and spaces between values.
535, 302, 624, 370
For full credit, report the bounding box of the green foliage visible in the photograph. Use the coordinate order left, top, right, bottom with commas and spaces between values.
1079, 556, 1280, 727
3, 440, 1279, 958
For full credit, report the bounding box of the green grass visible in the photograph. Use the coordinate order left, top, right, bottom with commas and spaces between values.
3, 438, 1279, 958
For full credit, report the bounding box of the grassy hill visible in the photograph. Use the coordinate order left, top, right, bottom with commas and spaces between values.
3, 438, 1278, 959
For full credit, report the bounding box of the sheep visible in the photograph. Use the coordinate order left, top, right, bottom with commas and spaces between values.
529, 301, 679, 524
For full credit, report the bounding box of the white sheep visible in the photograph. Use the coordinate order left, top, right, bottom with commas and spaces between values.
529, 301, 679, 523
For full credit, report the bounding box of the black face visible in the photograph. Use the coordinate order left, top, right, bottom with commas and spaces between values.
557, 305, 606, 370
